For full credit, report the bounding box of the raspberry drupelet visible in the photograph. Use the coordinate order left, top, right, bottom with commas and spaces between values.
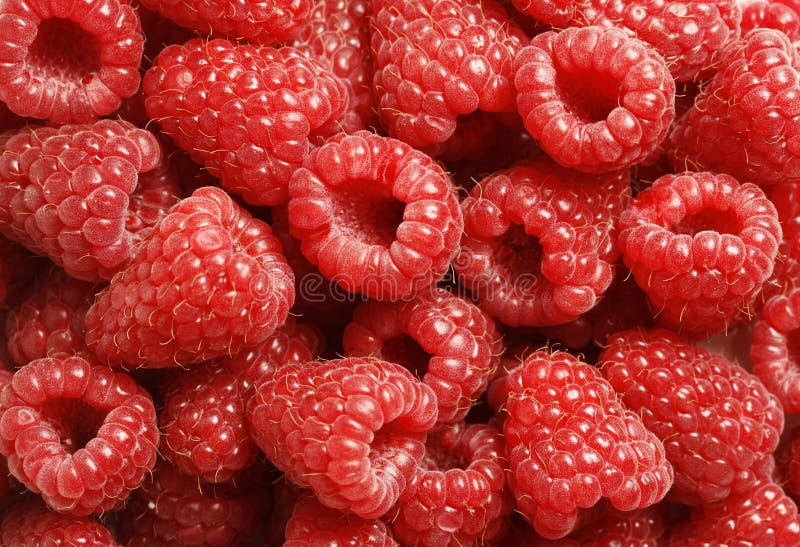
288, 131, 463, 301
0, 0, 143, 123
741, 0, 800, 47
285, 496, 399, 546
0, 500, 116, 546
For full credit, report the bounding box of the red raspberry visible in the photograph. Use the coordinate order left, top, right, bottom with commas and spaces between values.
618, 171, 782, 339
668, 28, 800, 188
779, 426, 800, 500
0, 500, 115, 546
285, 495, 398, 546
0, 120, 179, 282
386, 422, 513, 545
370, 0, 526, 149
454, 157, 629, 327
514, 26, 675, 174
770, 180, 800, 241
502, 350, 673, 540
288, 131, 463, 301
137, 6, 196, 70
511, 0, 576, 26
567, 505, 667, 546
84, 186, 295, 369
143, 38, 348, 206
247, 356, 439, 519
741, 0, 800, 49
599, 328, 784, 506
343, 287, 502, 426
0, 0, 143, 123
0, 355, 159, 515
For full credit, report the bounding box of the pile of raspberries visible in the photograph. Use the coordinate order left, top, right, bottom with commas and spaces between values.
2, 0, 800, 544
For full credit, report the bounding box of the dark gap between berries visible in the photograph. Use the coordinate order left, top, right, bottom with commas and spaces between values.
381, 333, 430, 379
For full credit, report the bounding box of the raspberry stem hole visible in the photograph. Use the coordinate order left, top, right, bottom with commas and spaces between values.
555, 70, 620, 123
39, 398, 107, 453
494, 224, 544, 278
30, 19, 100, 83
381, 334, 430, 378
674, 208, 741, 236
331, 179, 405, 246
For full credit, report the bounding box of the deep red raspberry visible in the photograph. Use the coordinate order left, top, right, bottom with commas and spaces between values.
503, 350, 673, 540
0, 238, 41, 310
343, 287, 502, 425
568, 505, 667, 546
248, 356, 439, 519
511, 0, 576, 26
0, 500, 115, 546
600, 328, 784, 506
0, 355, 159, 515
84, 186, 295, 369
770, 180, 800, 241
742, 0, 800, 49
370, 0, 526, 149
386, 422, 513, 545
618, 171, 782, 338
288, 131, 463, 301
0, 120, 179, 282
285, 495, 398, 546
144, 38, 348, 206
455, 157, 629, 327
514, 26, 675, 174
0, 0, 143, 123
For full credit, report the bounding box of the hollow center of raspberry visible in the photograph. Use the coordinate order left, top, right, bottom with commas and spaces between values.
381, 334, 430, 378
494, 224, 544, 278
40, 398, 107, 452
556, 70, 620, 123
331, 179, 405, 246
29, 19, 100, 82
674, 208, 741, 236
420, 441, 469, 471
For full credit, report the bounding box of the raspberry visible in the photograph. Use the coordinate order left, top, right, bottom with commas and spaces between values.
84, 186, 295, 369
780, 426, 800, 500
343, 287, 502, 425
386, 422, 513, 545
247, 356, 439, 519
285, 495, 398, 546
0, 500, 115, 546
514, 26, 675, 173
618, 171, 782, 339
370, 0, 526, 148
454, 157, 628, 327
288, 131, 463, 301
0, 355, 159, 515
741, 0, 800, 49
0, 0, 143, 123
599, 328, 784, 505
502, 350, 673, 540
568, 505, 667, 546
668, 28, 800, 188
511, 0, 576, 26
143, 38, 348, 206
0, 120, 179, 282
770, 180, 800, 241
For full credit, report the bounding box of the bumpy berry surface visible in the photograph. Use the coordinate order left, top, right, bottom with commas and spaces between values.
0, 120, 179, 282
144, 38, 347, 206
742, 0, 800, 47
288, 131, 463, 301
247, 356, 439, 519
514, 26, 675, 173
455, 157, 628, 327
568, 505, 667, 546
618, 171, 782, 338
84, 186, 295, 369
511, 0, 576, 26
285, 495, 398, 546
0, 355, 159, 515
600, 328, 784, 505
502, 350, 673, 539
0, 500, 115, 546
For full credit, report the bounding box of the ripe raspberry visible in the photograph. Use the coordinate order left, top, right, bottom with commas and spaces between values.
343, 287, 502, 425
599, 328, 784, 505
510, 0, 576, 26
0, 0, 143, 123
288, 131, 463, 301
143, 38, 348, 206
84, 186, 295, 369
0, 355, 159, 515
0, 501, 115, 546
386, 422, 513, 545
741, 0, 800, 49
618, 171, 782, 339
502, 351, 673, 540
514, 26, 675, 174
0, 120, 179, 282
770, 180, 800, 241
669, 28, 800, 188
370, 0, 526, 148
285, 495, 398, 546
568, 505, 667, 546
247, 356, 439, 519
454, 157, 629, 327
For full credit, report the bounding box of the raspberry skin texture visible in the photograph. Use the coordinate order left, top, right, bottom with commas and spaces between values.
514, 26, 675, 174
386, 422, 513, 546
454, 157, 629, 327
247, 356, 439, 519
502, 351, 674, 540
0, 355, 159, 515
370, 0, 527, 148
343, 287, 503, 426
84, 186, 295, 369
0, 501, 115, 546
770, 180, 800, 241
568, 505, 667, 547
0, 0, 143, 123
288, 131, 463, 301
599, 328, 784, 506
285, 495, 398, 547
742, 0, 800, 47
511, 0, 576, 26
0, 120, 179, 282
618, 171, 782, 339
143, 38, 348, 206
